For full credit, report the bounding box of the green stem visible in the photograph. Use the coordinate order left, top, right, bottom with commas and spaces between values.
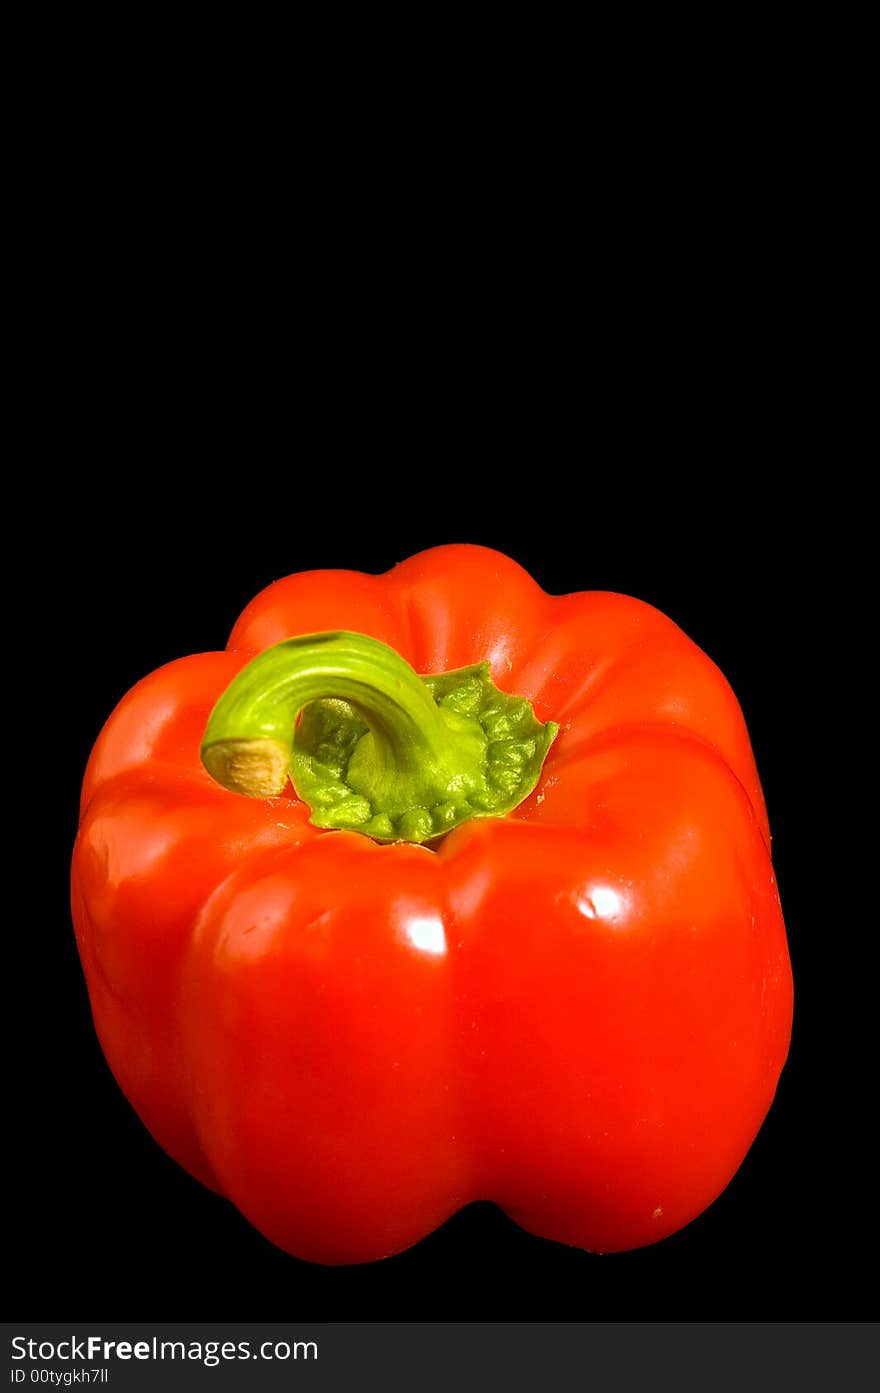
201, 631, 558, 844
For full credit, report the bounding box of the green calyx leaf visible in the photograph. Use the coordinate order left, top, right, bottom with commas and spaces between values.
291, 661, 557, 842
201, 631, 558, 845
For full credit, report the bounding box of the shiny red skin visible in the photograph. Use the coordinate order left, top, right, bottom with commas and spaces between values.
71, 544, 792, 1263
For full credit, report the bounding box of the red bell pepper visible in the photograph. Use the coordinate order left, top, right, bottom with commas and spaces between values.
71, 544, 792, 1263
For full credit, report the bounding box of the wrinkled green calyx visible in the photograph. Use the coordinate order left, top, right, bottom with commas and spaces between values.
201, 631, 558, 844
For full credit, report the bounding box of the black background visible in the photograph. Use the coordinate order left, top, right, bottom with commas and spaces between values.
5, 23, 872, 1341
10, 363, 865, 1320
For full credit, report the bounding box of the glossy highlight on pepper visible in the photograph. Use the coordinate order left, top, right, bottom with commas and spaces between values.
71, 544, 793, 1263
